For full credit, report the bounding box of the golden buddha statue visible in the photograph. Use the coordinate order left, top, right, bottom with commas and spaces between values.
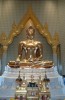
16, 26, 43, 63
8, 26, 53, 68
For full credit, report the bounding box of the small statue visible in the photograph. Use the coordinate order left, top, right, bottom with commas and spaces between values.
16, 26, 43, 62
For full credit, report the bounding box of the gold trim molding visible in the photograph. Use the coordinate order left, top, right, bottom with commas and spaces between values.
0, 6, 59, 57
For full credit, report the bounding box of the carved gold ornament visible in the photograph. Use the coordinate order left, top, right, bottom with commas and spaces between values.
52, 32, 59, 53
0, 6, 59, 58
0, 45, 3, 59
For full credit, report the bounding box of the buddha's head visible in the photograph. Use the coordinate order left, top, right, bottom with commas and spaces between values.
26, 26, 35, 39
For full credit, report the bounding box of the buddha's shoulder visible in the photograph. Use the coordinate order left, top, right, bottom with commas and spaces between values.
34, 40, 42, 45
19, 40, 42, 46
19, 40, 27, 44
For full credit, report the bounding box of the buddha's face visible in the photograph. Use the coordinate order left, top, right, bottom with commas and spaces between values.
28, 28, 34, 35
26, 26, 35, 39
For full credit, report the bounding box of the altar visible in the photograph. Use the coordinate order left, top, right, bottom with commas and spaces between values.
0, 66, 65, 100
0, 7, 65, 100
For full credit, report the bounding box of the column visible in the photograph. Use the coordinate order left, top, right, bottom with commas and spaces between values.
0, 59, 1, 74
1, 46, 8, 74
57, 44, 62, 75
53, 44, 62, 75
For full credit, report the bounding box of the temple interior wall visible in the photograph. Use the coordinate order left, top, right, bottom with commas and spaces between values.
0, 0, 65, 75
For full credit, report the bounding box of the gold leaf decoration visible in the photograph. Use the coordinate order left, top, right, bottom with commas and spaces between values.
0, 32, 8, 46
0, 45, 3, 59
52, 32, 59, 53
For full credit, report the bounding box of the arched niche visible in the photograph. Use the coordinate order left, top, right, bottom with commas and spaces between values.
7, 19, 53, 63
0, 6, 61, 74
